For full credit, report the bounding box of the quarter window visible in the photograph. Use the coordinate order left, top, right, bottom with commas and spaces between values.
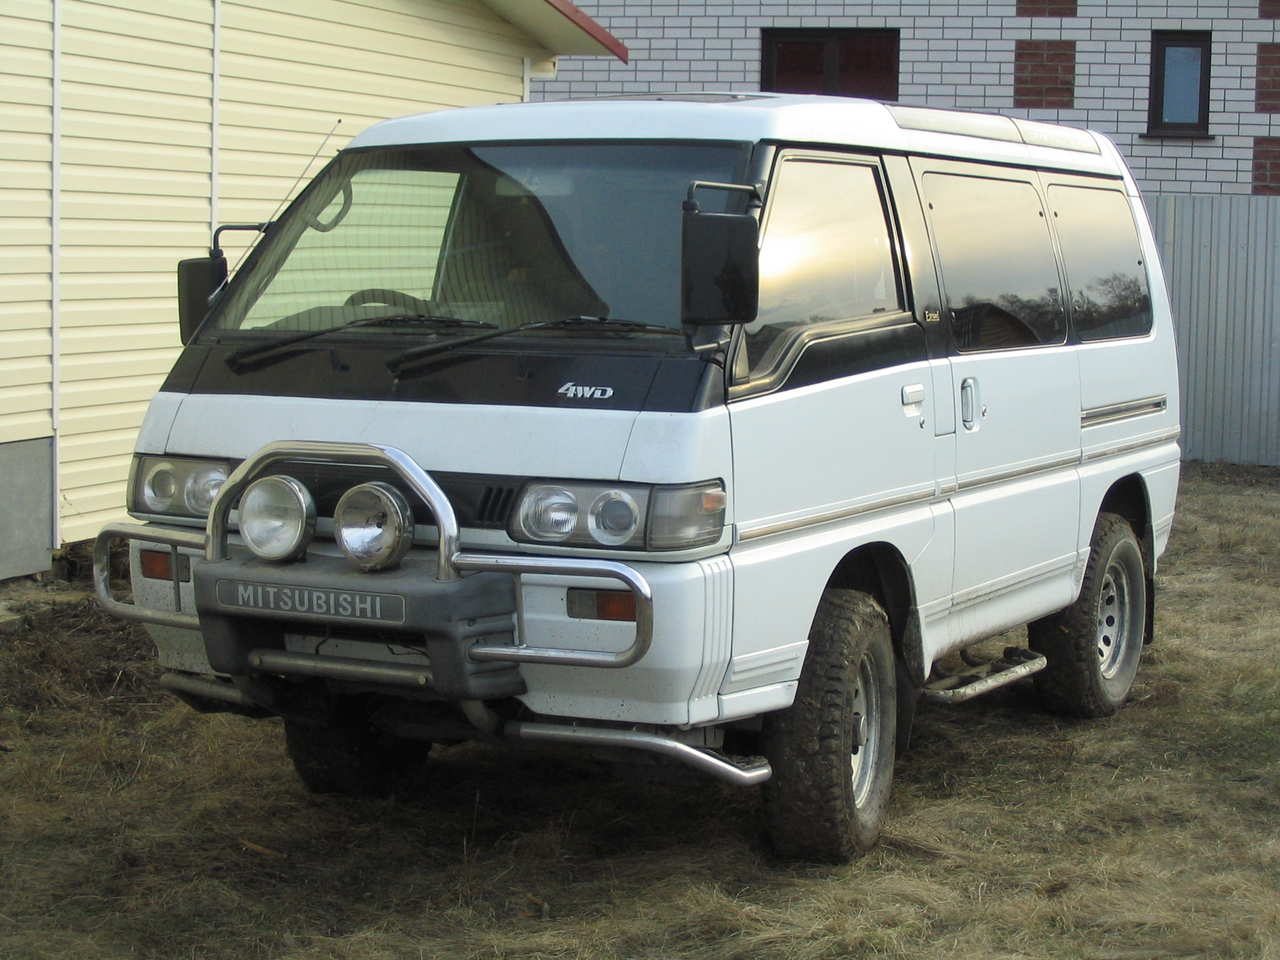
923, 172, 1066, 351
1048, 185, 1153, 341
743, 159, 902, 378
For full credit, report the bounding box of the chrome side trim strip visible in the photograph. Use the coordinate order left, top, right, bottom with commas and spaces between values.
951, 553, 1076, 611
954, 451, 1079, 492
1081, 395, 1167, 428
736, 484, 936, 542
1082, 425, 1181, 463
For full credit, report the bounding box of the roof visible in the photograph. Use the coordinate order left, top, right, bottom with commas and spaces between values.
349, 94, 1128, 178
483, 0, 628, 63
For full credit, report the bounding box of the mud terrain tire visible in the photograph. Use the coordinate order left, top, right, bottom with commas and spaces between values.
762, 589, 897, 862
1030, 512, 1147, 718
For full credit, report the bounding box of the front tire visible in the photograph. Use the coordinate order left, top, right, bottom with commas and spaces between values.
762, 589, 897, 862
1029, 513, 1147, 718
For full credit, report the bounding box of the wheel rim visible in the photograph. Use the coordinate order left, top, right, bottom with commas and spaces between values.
849, 650, 881, 807
1096, 559, 1133, 679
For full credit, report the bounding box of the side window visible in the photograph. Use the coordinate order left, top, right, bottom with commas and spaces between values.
743, 158, 902, 379
1048, 185, 1153, 341
923, 172, 1066, 351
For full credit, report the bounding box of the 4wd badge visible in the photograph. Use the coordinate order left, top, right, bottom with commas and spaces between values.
557, 382, 614, 400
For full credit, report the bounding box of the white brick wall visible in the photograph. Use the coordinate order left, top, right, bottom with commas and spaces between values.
532, 1, 1280, 195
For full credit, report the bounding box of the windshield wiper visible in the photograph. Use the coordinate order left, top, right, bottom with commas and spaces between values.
226, 312, 487, 371
387, 315, 681, 377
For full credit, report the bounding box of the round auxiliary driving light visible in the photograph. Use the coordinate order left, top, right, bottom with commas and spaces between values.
239, 475, 315, 562
334, 482, 414, 571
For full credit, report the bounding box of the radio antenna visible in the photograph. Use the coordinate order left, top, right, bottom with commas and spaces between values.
227, 117, 343, 273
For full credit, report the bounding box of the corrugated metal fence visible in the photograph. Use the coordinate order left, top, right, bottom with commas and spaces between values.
1146, 194, 1280, 466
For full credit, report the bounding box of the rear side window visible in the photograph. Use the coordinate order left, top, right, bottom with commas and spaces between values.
1048, 185, 1153, 341
924, 172, 1066, 351
744, 159, 903, 378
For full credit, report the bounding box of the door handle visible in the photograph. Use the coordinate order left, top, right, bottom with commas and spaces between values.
961, 377, 980, 430
901, 383, 925, 407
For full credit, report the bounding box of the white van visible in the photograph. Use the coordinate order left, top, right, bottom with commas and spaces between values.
95, 94, 1181, 862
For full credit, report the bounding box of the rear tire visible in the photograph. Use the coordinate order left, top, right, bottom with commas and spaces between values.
284, 715, 430, 796
1029, 513, 1147, 718
762, 589, 897, 862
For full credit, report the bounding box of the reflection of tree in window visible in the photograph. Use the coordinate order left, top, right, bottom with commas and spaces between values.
1046, 185, 1152, 341
952, 288, 1064, 350
1073, 273, 1152, 340
924, 172, 1066, 351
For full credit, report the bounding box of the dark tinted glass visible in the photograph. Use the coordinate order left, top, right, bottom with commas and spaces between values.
744, 160, 901, 377
924, 172, 1066, 351
1048, 185, 1152, 341
763, 29, 899, 99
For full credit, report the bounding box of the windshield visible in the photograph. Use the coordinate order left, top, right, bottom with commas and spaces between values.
205, 141, 749, 342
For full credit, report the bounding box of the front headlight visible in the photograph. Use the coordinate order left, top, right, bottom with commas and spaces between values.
509, 479, 725, 550
130, 455, 231, 519
239, 475, 315, 562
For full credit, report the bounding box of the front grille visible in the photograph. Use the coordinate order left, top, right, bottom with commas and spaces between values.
256, 460, 523, 530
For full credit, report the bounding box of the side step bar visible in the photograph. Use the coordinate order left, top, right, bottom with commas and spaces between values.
923, 647, 1048, 704
506, 720, 772, 787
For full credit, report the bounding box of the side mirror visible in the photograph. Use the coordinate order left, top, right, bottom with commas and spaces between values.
681, 185, 760, 327
176, 255, 227, 345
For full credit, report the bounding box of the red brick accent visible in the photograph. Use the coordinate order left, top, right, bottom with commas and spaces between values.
1254, 138, 1280, 194
1014, 40, 1076, 109
1262, 0, 1280, 18
1259, 43, 1280, 112
1017, 0, 1077, 15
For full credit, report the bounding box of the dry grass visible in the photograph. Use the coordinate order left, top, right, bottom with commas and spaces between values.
2, 462, 1278, 960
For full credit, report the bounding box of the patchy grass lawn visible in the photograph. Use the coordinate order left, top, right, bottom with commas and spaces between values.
1, 463, 1277, 960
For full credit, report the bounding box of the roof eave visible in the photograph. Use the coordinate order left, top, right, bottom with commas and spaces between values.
482, 0, 629, 63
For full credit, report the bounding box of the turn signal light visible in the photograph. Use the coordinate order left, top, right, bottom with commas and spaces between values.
139, 549, 191, 582
566, 588, 637, 622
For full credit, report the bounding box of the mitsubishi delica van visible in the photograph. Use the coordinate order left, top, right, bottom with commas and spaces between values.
95, 94, 1181, 862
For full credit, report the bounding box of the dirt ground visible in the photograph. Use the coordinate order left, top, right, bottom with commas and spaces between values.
1, 462, 1277, 960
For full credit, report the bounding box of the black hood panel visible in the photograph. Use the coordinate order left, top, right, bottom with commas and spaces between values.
163, 342, 723, 413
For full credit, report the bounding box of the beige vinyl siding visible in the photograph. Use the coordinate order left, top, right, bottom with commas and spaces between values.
57, 0, 213, 544
28, 0, 547, 546
216, 0, 540, 265
0, 0, 54, 448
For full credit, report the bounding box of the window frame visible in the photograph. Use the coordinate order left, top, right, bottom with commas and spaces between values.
729, 149, 916, 399
1042, 176, 1155, 343
915, 160, 1070, 355
761, 28, 901, 101
1146, 31, 1212, 138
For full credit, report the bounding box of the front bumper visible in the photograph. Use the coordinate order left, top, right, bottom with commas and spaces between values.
94, 440, 655, 679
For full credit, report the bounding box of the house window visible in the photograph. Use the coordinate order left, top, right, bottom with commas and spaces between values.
761, 29, 899, 101
1147, 32, 1211, 137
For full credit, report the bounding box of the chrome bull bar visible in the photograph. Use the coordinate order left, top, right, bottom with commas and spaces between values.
94, 441, 654, 669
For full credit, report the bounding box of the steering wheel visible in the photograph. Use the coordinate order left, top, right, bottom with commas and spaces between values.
344, 288, 434, 314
